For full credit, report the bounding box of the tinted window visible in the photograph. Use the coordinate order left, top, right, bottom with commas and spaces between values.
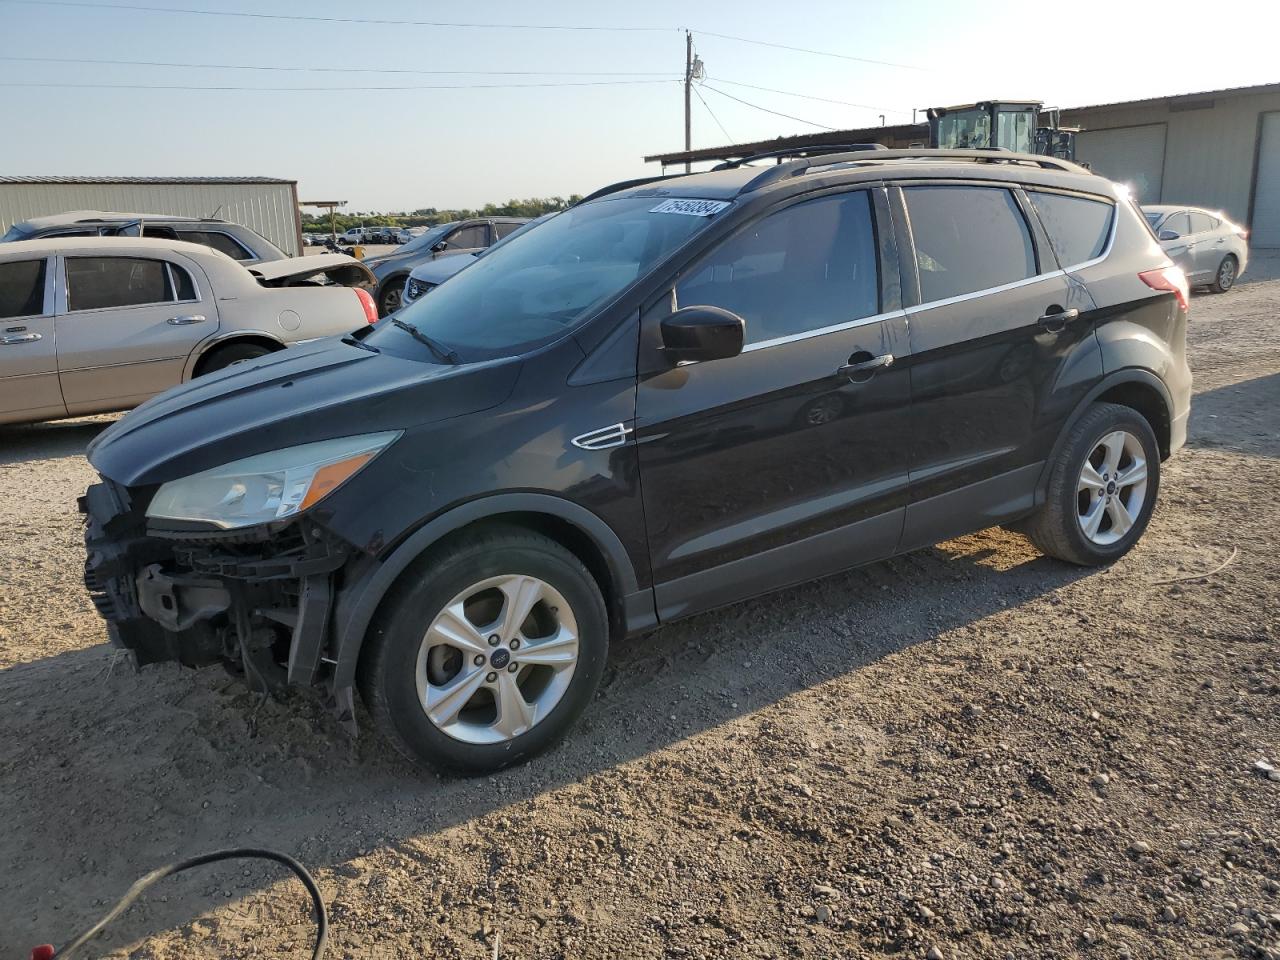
1162, 212, 1191, 236
676, 191, 878, 346
1189, 212, 1218, 233
1144, 211, 1163, 228
171, 263, 197, 300
904, 186, 1036, 303
1028, 191, 1114, 266
66, 257, 173, 311
178, 229, 252, 260
374, 196, 718, 362
447, 224, 488, 249
495, 222, 525, 239
0, 259, 47, 318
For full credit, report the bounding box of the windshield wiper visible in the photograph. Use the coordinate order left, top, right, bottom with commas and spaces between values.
390, 318, 460, 365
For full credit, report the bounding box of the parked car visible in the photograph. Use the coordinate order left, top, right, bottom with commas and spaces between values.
1142, 204, 1248, 293
402, 213, 555, 305
364, 217, 530, 316
1, 211, 288, 264
80, 149, 1189, 774
0, 237, 376, 425
338, 227, 367, 245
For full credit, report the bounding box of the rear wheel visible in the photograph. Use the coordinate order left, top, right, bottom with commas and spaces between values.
359, 526, 608, 773
196, 341, 273, 376
378, 276, 406, 317
1209, 254, 1237, 293
1023, 402, 1160, 566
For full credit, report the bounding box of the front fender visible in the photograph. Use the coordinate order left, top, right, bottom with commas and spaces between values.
328, 492, 649, 694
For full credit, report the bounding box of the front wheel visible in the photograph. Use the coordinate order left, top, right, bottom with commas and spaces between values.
1209, 254, 1237, 294
358, 526, 608, 773
1023, 402, 1161, 566
378, 276, 406, 317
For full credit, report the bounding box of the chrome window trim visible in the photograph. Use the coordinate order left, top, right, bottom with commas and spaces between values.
741, 309, 904, 352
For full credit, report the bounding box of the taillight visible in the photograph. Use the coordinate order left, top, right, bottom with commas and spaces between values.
354, 287, 378, 324
1139, 265, 1189, 312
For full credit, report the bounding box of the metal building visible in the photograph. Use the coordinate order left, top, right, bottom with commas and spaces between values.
0, 175, 303, 255
646, 81, 1280, 248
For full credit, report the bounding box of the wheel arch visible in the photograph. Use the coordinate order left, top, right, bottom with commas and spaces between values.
1037, 369, 1173, 500
330, 493, 650, 694
188, 332, 286, 378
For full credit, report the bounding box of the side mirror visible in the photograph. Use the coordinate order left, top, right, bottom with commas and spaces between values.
660, 305, 745, 364
431, 240, 449, 252
1158, 230, 1180, 241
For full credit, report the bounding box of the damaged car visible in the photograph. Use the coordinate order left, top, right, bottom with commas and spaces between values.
82, 149, 1189, 774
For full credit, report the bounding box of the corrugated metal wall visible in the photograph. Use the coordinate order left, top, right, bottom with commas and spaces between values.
0, 180, 301, 255
1063, 87, 1280, 230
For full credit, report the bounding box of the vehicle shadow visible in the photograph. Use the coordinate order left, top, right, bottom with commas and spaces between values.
1185, 370, 1280, 458
0, 416, 115, 466
0, 528, 1093, 954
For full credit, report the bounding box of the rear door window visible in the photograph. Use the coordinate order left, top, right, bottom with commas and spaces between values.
1027, 191, 1115, 267
66, 257, 175, 311
495, 222, 524, 239
903, 185, 1037, 303
676, 190, 880, 346
1189, 212, 1218, 234
1161, 212, 1191, 237
0, 259, 48, 318
177, 229, 253, 260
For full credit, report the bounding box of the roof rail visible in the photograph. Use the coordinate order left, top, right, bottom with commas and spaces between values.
712, 143, 886, 171
739, 148, 1088, 194
576, 174, 678, 205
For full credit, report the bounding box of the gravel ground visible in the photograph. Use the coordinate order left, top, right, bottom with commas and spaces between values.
1, 255, 1277, 960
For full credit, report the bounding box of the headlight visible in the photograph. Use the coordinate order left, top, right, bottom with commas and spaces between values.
146, 432, 400, 529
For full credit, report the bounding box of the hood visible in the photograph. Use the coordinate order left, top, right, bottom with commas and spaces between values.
409, 252, 477, 286
88, 338, 521, 487
249, 253, 375, 288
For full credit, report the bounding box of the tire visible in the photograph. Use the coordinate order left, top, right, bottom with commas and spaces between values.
358, 525, 609, 774
196, 341, 274, 376
378, 276, 406, 317
1209, 254, 1237, 294
1023, 402, 1161, 566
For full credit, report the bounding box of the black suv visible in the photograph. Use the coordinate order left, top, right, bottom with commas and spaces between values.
81, 149, 1190, 773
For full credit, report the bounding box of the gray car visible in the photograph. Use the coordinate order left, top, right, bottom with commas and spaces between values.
1, 210, 288, 265
364, 217, 529, 316
1142, 204, 1249, 293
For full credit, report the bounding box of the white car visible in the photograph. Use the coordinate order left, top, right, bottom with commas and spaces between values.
1143, 205, 1249, 293
0, 237, 377, 425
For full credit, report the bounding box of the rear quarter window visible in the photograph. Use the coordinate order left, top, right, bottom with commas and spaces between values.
1027, 191, 1115, 267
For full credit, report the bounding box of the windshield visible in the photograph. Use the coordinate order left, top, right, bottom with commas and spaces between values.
1144, 211, 1163, 227
399, 222, 457, 254
935, 108, 991, 149
475, 213, 555, 260
365, 197, 726, 362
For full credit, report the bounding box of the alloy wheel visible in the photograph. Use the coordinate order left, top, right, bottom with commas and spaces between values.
1218, 258, 1236, 290
415, 575, 579, 745
1076, 430, 1148, 546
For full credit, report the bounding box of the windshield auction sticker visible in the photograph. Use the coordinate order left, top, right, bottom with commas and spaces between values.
650, 198, 731, 217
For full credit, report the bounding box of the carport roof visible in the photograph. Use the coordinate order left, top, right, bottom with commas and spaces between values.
0, 175, 295, 185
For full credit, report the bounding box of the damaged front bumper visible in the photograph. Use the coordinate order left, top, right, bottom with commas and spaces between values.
81, 479, 362, 727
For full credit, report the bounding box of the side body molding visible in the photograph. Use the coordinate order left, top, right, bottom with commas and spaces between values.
328, 492, 649, 694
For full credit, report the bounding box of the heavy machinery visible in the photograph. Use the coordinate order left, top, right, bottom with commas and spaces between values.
927, 100, 1077, 161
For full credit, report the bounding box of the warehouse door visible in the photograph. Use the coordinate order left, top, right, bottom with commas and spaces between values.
1251, 112, 1280, 248
1076, 125, 1166, 204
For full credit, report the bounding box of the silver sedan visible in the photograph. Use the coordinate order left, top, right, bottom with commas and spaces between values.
1143, 205, 1249, 293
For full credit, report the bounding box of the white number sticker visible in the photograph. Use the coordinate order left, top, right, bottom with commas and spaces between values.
650, 198, 730, 217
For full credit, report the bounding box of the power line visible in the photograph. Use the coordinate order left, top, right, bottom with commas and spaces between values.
0, 78, 680, 92
696, 30, 923, 70
699, 84, 837, 131
708, 76, 912, 115
0, 54, 672, 77
691, 84, 732, 143
0, 0, 674, 31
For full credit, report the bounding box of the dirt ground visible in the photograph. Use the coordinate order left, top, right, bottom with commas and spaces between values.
1, 256, 1277, 960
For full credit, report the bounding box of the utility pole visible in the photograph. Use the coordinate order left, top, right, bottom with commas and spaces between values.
683, 30, 693, 173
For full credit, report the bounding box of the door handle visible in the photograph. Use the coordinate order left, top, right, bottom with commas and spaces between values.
1037, 307, 1080, 332
837, 353, 894, 379
0, 332, 41, 344
166, 314, 206, 325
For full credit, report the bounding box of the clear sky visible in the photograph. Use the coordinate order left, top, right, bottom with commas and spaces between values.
4, 0, 1278, 212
